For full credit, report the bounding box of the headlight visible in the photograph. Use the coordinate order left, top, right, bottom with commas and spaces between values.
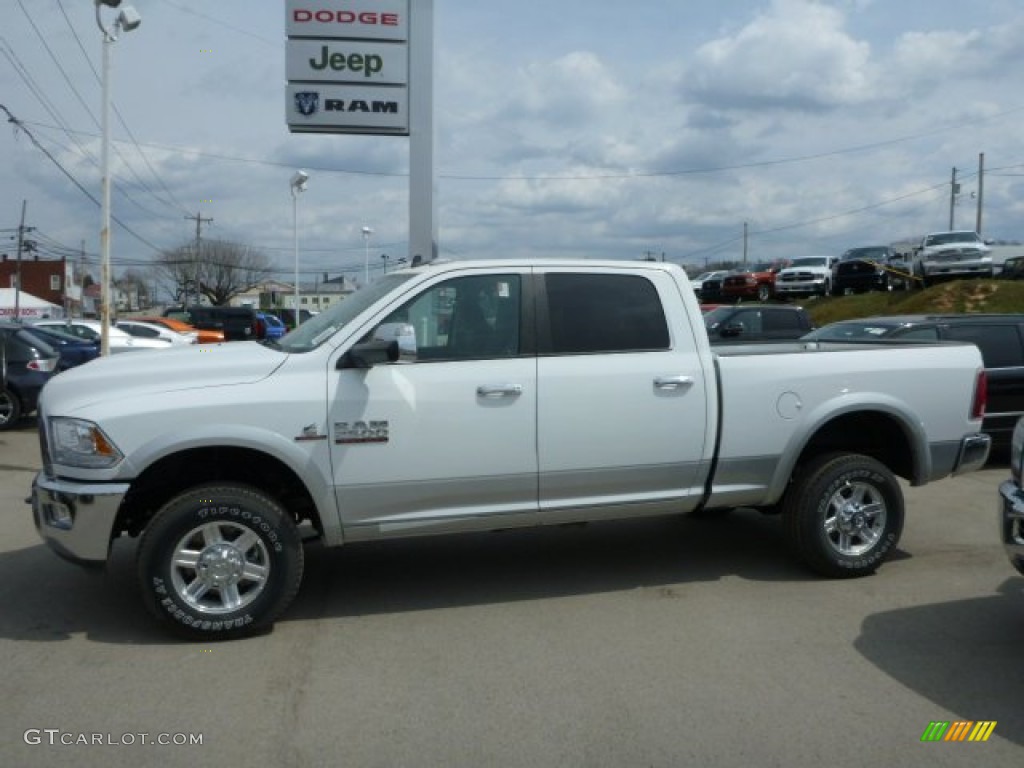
49, 417, 124, 469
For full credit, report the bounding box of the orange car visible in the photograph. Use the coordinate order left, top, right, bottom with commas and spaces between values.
132, 316, 225, 344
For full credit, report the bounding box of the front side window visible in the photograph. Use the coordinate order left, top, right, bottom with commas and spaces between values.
544, 273, 669, 354
380, 274, 521, 361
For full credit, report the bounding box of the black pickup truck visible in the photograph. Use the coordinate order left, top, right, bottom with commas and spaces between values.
703, 304, 814, 344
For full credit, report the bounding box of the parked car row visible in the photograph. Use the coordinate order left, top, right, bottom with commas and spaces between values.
692, 239, 945, 303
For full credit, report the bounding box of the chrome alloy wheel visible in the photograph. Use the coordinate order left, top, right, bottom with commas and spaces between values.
822, 480, 887, 557
170, 521, 270, 614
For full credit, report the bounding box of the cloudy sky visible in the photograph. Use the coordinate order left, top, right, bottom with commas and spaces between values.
2, 0, 1023, 290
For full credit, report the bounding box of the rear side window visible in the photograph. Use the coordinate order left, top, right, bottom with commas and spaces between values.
944, 324, 1024, 368
544, 273, 669, 354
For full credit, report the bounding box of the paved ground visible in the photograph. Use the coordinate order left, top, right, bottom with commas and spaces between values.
0, 415, 1021, 767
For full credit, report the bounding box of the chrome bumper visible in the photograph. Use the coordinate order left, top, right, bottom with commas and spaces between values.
31, 473, 129, 566
952, 433, 991, 476
998, 480, 1024, 576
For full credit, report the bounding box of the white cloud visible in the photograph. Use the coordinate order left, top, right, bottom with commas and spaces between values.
686, 0, 874, 111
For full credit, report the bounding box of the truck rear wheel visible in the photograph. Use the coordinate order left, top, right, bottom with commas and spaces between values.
783, 453, 903, 578
137, 484, 304, 640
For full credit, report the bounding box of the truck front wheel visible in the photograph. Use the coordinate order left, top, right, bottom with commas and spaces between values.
783, 453, 903, 578
137, 484, 304, 640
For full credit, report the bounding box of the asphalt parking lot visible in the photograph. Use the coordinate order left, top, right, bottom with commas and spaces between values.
1, 416, 1022, 768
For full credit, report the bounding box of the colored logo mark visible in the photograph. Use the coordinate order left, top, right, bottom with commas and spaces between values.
921, 721, 997, 742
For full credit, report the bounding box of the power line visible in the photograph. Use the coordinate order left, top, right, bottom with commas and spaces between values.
1, 103, 166, 255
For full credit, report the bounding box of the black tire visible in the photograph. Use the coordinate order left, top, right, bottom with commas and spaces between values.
756, 284, 771, 302
783, 453, 903, 578
138, 483, 304, 640
0, 387, 22, 431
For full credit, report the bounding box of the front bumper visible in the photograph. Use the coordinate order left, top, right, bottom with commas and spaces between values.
998, 480, 1024, 576
775, 281, 826, 296
30, 473, 129, 566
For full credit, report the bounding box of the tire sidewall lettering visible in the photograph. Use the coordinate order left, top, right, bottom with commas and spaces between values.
141, 488, 298, 636
816, 468, 894, 564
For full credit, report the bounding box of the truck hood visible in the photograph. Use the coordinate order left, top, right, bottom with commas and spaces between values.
40, 342, 286, 416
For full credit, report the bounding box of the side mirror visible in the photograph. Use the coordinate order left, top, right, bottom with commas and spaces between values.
339, 339, 398, 369
372, 322, 417, 361
338, 322, 417, 369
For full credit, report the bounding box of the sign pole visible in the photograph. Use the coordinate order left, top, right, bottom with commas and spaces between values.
408, 0, 436, 264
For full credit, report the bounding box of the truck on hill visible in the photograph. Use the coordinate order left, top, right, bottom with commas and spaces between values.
30, 259, 991, 639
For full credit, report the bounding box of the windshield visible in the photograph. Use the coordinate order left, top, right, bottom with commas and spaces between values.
703, 307, 734, 330
277, 273, 415, 353
842, 247, 889, 261
925, 232, 979, 247
804, 322, 901, 341
789, 257, 828, 268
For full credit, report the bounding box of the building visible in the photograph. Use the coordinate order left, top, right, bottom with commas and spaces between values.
0, 254, 69, 311
233, 274, 357, 313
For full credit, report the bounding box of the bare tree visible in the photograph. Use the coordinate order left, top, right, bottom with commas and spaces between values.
156, 239, 272, 306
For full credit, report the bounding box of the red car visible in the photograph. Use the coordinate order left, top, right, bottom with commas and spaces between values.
721, 261, 791, 302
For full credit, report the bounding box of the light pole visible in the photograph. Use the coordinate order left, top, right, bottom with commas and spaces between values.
95, 0, 140, 357
361, 226, 373, 285
290, 170, 308, 328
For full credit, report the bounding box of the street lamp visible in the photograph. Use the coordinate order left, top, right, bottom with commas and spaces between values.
290, 170, 308, 327
361, 226, 373, 285
95, 0, 141, 357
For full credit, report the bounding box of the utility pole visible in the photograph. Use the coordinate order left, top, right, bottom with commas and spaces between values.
976, 152, 985, 236
184, 211, 212, 306
742, 221, 748, 266
948, 167, 959, 230
14, 200, 25, 322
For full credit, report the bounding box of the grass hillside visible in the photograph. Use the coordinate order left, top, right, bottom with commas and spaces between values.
800, 280, 1024, 327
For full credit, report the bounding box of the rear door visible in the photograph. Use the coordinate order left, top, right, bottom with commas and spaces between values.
535, 268, 711, 522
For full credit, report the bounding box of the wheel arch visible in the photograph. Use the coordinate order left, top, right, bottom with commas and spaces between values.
768, 407, 926, 504
117, 445, 326, 543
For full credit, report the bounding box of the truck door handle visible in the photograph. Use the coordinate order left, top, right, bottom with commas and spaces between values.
654, 375, 694, 390
477, 384, 523, 398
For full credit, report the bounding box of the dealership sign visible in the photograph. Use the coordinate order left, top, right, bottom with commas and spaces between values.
286, 3, 408, 40
286, 1, 410, 134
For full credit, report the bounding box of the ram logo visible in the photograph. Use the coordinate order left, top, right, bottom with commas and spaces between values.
294, 91, 319, 116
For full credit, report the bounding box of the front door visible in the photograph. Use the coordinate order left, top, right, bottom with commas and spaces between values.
328, 269, 539, 540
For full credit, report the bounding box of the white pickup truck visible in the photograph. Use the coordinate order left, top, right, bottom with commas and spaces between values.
30, 260, 991, 639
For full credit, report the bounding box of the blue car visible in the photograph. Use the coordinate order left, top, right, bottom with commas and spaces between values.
20, 325, 100, 371
0, 323, 59, 430
259, 312, 287, 340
